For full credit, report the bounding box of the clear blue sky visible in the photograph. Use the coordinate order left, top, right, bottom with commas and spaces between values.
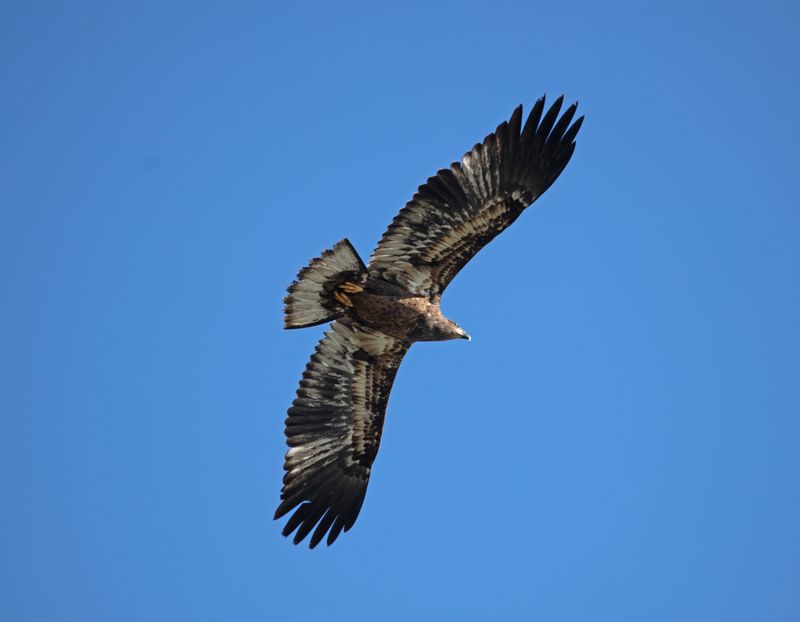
2, 1, 799, 620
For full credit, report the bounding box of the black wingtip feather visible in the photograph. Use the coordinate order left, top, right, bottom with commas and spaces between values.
282, 479, 369, 547
509, 104, 523, 132
343, 488, 367, 531
274, 503, 290, 521
547, 102, 577, 144
309, 506, 339, 549
561, 115, 584, 146
293, 502, 329, 545
521, 96, 545, 144
326, 513, 348, 546
281, 503, 311, 537
537, 95, 564, 140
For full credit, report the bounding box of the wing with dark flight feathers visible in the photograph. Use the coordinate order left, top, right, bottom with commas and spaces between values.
275, 319, 410, 548
368, 95, 583, 297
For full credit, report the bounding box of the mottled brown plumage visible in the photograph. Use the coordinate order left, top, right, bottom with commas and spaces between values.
276, 95, 584, 547
349, 278, 469, 342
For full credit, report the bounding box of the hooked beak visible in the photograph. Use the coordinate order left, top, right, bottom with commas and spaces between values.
457, 327, 471, 341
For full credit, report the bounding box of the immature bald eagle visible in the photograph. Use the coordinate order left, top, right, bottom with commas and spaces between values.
276, 95, 583, 547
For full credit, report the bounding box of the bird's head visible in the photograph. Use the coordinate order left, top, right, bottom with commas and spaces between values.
416, 304, 471, 342
442, 319, 471, 341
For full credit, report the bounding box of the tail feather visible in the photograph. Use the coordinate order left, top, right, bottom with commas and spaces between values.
283, 239, 367, 329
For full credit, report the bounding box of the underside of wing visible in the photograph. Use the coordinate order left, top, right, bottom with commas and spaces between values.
369, 95, 583, 297
275, 320, 409, 548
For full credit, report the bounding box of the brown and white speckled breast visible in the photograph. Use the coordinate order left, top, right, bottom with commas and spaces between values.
349, 279, 441, 342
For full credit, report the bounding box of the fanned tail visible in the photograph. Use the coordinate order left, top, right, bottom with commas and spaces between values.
283, 239, 367, 329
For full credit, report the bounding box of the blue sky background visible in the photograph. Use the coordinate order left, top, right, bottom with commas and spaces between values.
2, 1, 799, 620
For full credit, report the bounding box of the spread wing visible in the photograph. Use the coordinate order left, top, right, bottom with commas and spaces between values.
274, 319, 410, 548
368, 95, 583, 297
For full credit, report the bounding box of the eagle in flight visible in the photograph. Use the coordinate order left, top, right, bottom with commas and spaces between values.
276, 95, 584, 547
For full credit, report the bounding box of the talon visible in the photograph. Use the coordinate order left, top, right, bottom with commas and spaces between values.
333, 290, 353, 308
339, 281, 364, 293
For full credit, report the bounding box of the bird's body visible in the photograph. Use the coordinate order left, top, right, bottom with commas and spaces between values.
348, 278, 468, 342
276, 95, 584, 547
